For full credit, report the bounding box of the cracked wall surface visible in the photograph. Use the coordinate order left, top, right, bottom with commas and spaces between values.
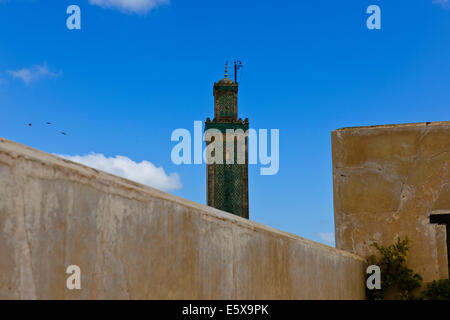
0, 137, 366, 299
332, 121, 450, 284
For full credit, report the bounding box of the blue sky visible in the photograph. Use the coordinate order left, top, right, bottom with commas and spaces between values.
1, 0, 450, 246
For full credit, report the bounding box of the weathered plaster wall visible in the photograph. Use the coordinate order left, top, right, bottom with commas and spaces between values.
0, 137, 366, 300
332, 121, 450, 284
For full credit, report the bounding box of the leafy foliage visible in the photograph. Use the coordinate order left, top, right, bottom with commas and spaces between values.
422, 279, 450, 300
366, 238, 422, 300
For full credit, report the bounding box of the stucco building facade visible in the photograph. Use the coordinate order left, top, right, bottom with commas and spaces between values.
332, 121, 450, 284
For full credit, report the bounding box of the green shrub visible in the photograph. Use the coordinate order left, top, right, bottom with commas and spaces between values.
422, 279, 450, 300
366, 238, 422, 300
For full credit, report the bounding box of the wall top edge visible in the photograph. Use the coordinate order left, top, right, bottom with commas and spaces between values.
332, 120, 450, 134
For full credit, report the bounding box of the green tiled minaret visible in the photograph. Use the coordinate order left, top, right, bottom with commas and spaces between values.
205, 65, 249, 219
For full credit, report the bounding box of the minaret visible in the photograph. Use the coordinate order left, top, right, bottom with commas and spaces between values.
205, 64, 249, 218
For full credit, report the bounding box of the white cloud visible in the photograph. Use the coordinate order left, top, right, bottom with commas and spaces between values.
8, 62, 62, 85
57, 153, 182, 192
433, 0, 450, 8
318, 232, 335, 246
89, 0, 170, 14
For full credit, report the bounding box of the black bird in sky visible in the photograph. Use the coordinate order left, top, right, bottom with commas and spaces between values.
28, 123, 32, 126
46, 122, 51, 125
61, 131, 67, 135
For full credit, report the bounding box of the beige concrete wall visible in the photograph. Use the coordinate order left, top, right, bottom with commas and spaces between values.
332, 121, 450, 284
0, 137, 366, 300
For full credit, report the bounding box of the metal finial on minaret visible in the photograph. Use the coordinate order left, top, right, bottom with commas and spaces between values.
234, 60, 243, 84
224, 62, 228, 78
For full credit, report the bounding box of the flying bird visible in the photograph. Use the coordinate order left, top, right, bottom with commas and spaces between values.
28, 123, 32, 126
46, 122, 51, 125
61, 131, 67, 135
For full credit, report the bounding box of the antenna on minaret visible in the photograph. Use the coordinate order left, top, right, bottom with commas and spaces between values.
234, 60, 243, 84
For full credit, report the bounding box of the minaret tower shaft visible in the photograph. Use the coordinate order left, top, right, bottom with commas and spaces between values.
205, 64, 249, 218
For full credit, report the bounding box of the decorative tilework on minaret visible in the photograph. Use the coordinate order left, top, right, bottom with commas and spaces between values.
205, 66, 249, 219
